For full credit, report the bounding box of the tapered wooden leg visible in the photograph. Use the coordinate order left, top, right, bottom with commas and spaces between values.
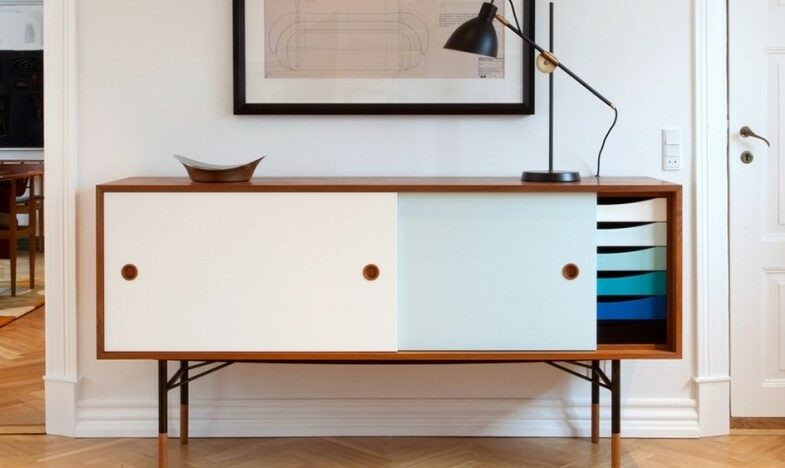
612, 434, 621, 467
591, 361, 600, 444
9, 180, 17, 297
27, 239, 35, 289
27, 176, 35, 290
158, 434, 168, 468
9, 234, 16, 297
38, 199, 44, 253
158, 360, 168, 468
38, 174, 44, 253
611, 360, 621, 468
180, 361, 189, 445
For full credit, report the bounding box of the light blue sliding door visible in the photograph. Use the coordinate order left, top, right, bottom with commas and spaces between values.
398, 193, 597, 351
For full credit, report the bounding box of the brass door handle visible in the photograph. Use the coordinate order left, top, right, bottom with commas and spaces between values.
740, 126, 770, 147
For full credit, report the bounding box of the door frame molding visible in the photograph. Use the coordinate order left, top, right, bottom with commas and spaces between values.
693, 0, 730, 436
43, 0, 79, 436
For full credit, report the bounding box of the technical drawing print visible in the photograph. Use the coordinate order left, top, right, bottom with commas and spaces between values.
264, 0, 506, 79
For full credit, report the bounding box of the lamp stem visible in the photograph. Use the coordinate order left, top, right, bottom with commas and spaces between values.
495, 14, 615, 109
549, 2, 554, 173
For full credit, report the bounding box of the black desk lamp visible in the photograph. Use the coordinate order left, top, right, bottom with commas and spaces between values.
445, 0, 618, 182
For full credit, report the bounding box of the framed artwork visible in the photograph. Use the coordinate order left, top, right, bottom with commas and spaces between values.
233, 0, 535, 115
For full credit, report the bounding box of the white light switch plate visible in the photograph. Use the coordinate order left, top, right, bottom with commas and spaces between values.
662, 129, 681, 171
663, 129, 681, 145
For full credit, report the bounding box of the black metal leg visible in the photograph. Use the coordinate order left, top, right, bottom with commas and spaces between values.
158, 360, 168, 468
611, 360, 621, 468
180, 361, 189, 445
591, 361, 600, 444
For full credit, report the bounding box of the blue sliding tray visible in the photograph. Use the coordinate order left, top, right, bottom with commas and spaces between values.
597, 247, 667, 271
597, 271, 666, 296
597, 296, 667, 320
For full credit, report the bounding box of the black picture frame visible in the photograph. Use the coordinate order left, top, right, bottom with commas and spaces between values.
233, 0, 535, 115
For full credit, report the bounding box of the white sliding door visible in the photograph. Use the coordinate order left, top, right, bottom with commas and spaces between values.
103, 192, 398, 352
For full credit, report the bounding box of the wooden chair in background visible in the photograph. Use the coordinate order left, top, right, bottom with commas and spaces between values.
0, 164, 42, 296
15, 174, 44, 253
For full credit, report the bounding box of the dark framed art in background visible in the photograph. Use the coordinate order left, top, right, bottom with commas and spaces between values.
233, 0, 535, 115
0, 50, 43, 149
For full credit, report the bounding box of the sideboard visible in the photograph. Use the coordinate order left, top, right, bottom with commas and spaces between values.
96, 177, 682, 468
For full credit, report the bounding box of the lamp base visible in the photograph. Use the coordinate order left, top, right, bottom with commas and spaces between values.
522, 170, 581, 183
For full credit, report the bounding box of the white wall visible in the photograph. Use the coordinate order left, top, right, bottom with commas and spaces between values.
74, 0, 697, 437
0, 1, 43, 160
0, 3, 42, 50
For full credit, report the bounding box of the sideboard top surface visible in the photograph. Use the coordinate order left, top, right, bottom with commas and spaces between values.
98, 177, 681, 194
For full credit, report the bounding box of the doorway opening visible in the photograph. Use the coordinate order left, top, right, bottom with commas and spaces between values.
0, 0, 45, 434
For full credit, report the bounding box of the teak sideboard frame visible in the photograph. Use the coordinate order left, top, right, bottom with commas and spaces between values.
96, 177, 682, 468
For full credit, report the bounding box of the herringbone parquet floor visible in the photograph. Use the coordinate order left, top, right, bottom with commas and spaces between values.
0, 305, 44, 433
3, 308, 785, 467
0, 434, 785, 467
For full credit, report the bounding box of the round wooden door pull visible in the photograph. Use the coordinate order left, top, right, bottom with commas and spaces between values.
562, 263, 580, 280
363, 264, 380, 281
121, 264, 138, 281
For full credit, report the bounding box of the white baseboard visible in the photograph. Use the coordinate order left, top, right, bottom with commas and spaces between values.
696, 379, 731, 436
45, 377, 79, 436
75, 397, 700, 439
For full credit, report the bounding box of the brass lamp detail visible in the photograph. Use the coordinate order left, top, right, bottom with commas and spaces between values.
536, 52, 559, 74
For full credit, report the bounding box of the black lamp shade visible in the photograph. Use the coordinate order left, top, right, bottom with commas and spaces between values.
444, 2, 500, 58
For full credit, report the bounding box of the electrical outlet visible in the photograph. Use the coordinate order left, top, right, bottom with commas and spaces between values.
663, 157, 681, 171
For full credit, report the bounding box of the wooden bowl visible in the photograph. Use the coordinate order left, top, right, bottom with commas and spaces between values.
174, 155, 265, 183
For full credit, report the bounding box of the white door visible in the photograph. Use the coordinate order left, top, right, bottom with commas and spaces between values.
730, 0, 785, 416
103, 192, 398, 353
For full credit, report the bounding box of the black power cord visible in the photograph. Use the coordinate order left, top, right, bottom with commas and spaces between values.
596, 107, 618, 177
507, 0, 522, 31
